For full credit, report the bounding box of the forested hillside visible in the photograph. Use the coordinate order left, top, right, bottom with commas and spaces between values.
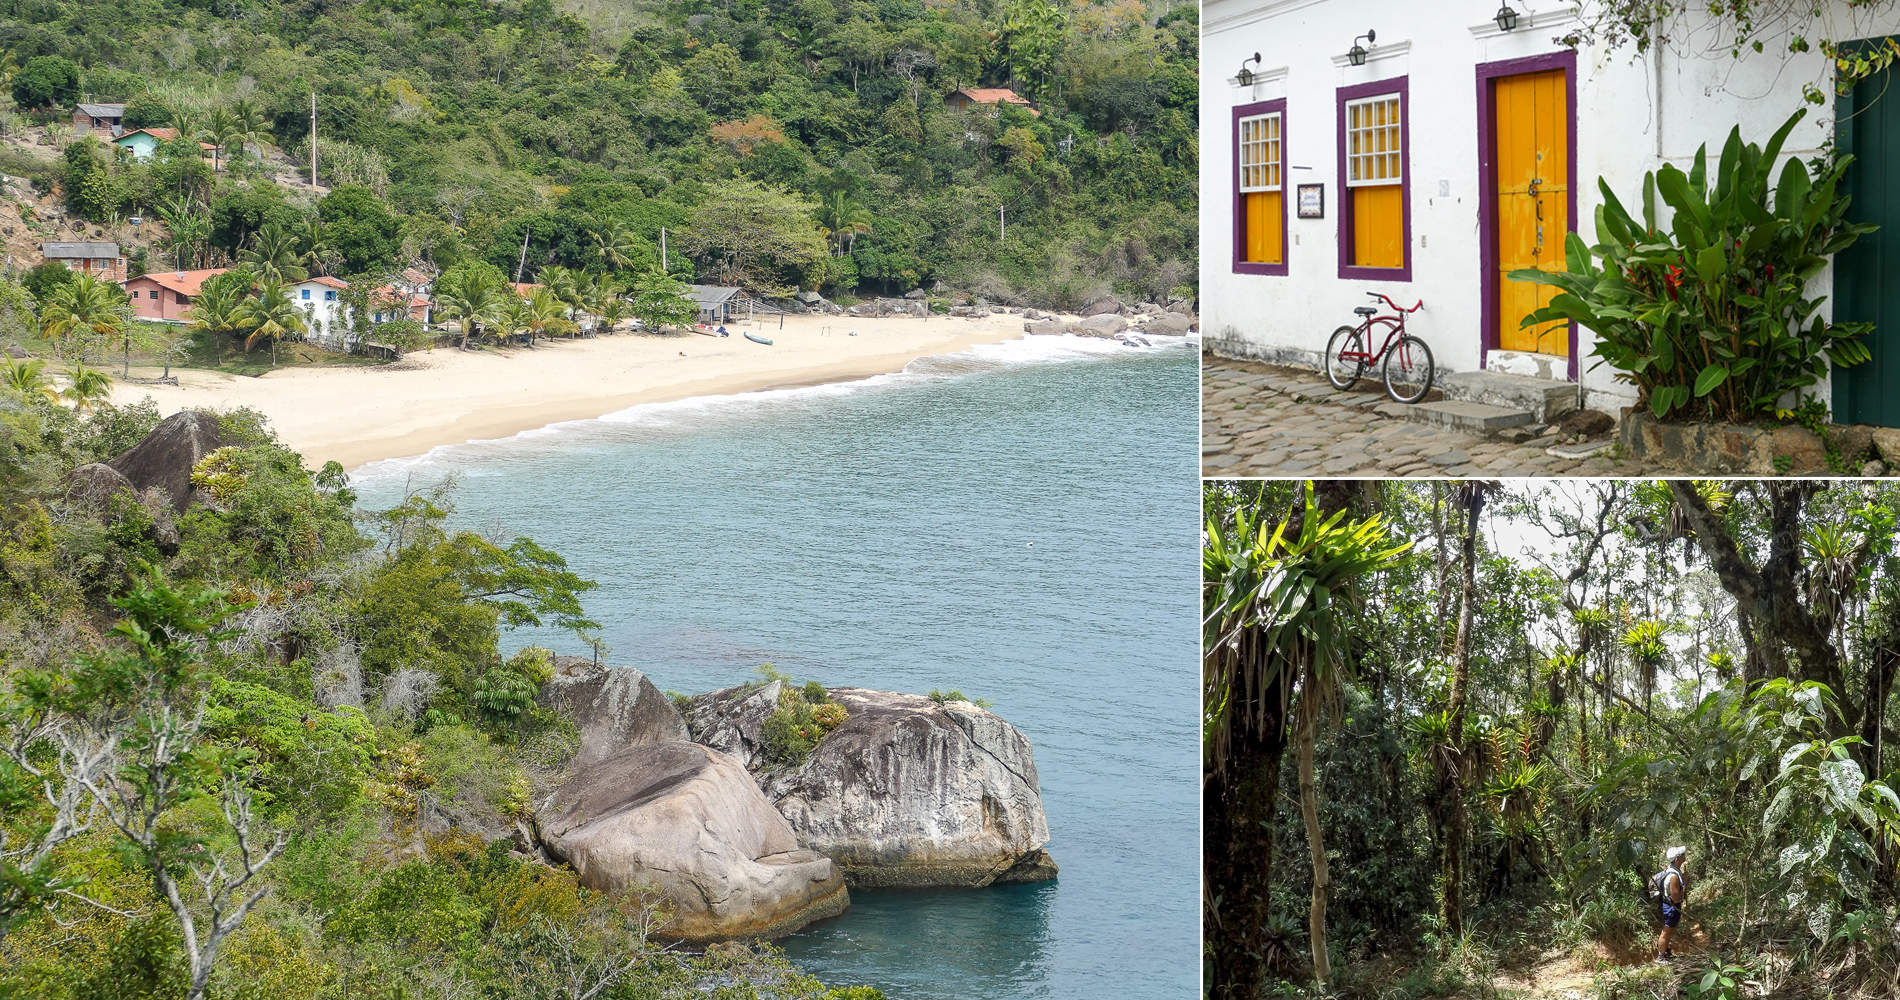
1206, 480, 1900, 1000
0, 390, 888, 996
0, 0, 1197, 306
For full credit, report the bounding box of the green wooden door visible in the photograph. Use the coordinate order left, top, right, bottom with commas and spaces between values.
1835, 53, 1900, 427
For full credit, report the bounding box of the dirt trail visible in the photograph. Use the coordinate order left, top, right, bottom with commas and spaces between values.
1493, 924, 1712, 998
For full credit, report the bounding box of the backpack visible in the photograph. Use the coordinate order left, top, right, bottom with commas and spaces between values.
1647, 867, 1682, 913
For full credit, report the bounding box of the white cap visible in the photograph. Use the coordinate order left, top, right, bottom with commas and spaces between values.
1666, 846, 1687, 861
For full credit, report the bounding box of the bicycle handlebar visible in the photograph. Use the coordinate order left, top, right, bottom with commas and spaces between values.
1366, 291, 1423, 313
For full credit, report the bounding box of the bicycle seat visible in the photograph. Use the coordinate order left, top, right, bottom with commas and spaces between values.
1352, 306, 1378, 316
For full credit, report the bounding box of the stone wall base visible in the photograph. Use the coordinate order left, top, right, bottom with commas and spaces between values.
1617, 409, 1828, 475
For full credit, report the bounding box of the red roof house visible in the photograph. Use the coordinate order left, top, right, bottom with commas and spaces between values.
123, 268, 229, 322
945, 87, 1039, 116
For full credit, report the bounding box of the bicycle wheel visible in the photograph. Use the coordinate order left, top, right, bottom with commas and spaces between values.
1383, 334, 1435, 403
1324, 325, 1368, 390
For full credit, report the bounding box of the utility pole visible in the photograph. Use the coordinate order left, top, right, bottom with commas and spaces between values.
660, 227, 667, 275
999, 205, 1005, 241
310, 92, 317, 188
515, 227, 531, 283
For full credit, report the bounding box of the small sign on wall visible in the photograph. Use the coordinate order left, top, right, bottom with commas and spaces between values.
1296, 184, 1325, 219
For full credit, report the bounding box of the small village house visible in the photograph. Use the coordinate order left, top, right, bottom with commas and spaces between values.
1201, 0, 1900, 428
122, 268, 228, 323
370, 285, 431, 325
114, 127, 221, 164
71, 103, 125, 139
689, 284, 741, 326
41, 242, 126, 283
944, 87, 1039, 116
292, 276, 353, 348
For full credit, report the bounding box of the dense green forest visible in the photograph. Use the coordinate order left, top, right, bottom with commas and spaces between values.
0, 389, 883, 997
1205, 479, 1900, 1000
0, 0, 1197, 307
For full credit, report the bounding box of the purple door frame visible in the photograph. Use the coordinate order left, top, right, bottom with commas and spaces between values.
1232, 98, 1289, 276
1476, 51, 1580, 381
1335, 75, 1412, 282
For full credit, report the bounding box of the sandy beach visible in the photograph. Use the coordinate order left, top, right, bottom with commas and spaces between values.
107, 312, 1046, 470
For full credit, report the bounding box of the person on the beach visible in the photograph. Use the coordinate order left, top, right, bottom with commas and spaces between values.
1653, 846, 1688, 962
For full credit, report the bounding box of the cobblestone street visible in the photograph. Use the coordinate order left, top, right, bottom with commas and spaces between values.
1202, 357, 1686, 478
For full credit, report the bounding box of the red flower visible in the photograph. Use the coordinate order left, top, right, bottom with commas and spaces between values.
1662, 264, 1684, 301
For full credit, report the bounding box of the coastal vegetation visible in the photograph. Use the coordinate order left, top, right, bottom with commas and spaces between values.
1205, 479, 1900, 1000
0, 382, 885, 997
0, 0, 1198, 313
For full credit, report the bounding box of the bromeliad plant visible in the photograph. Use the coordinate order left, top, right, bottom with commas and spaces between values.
1510, 108, 1876, 422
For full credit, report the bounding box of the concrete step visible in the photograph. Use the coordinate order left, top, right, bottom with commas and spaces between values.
1437, 370, 1580, 424
1404, 399, 1538, 433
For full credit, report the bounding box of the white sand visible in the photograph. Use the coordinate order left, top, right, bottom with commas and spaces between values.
108, 312, 1042, 470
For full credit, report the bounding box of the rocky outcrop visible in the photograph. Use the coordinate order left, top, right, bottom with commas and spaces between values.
689, 684, 1057, 889
67, 462, 135, 506
1140, 312, 1194, 337
1073, 314, 1129, 337
682, 680, 782, 769
538, 657, 691, 769
1079, 296, 1124, 316
536, 741, 848, 943
107, 410, 225, 512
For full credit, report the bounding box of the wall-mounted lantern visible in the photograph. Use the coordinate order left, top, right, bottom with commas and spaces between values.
1494, 3, 1520, 31
1236, 52, 1261, 87
1348, 30, 1376, 67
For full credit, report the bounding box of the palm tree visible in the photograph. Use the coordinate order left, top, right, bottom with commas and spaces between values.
41, 273, 132, 359
436, 270, 504, 350
227, 98, 274, 170
597, 293, 632, 335
523, 287, 578, 346
592, 223, 640, 272
240, 224, 309, 282
187, 273, 257, 360
60, 363, 112, 413
236, 277, 308, 363
200, 107, 239, 173
818, 189, 872, 255
2, 357, 60, 404
293, 219, 342, 277
1203, 482, 1410, 989
781, 26, 825, 73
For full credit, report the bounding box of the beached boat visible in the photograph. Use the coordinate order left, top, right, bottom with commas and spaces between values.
745, 332, 774, 345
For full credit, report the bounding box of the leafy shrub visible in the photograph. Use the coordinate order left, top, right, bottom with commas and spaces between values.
471, 664, 539, 726
1511, 108, 1875, 422
928, 688, 966, 704
760, 676, 848, 767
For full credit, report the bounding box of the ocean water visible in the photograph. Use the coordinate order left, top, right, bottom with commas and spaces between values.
350, 334, 1199, 1000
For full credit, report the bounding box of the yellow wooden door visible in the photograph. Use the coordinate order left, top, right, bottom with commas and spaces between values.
1495, 70, 1569, 356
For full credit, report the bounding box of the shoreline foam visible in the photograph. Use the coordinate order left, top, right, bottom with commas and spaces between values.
350, 330, 1189, 482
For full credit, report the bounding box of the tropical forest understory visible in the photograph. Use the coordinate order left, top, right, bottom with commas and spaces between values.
1205, 479, 1900, 1000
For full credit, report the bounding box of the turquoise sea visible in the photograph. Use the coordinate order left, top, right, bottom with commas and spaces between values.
351, 333, 1199, 999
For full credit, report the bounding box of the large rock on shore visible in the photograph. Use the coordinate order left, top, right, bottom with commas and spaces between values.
535, 741, 849, 943
107, 410, 225, 512
688, 684, 1057, 888
538, 657, 691, 768
681, 679, 783, 769
1142, 312, 1194, 336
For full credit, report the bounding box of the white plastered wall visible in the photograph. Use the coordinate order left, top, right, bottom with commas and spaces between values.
1201, 0, 1900, 414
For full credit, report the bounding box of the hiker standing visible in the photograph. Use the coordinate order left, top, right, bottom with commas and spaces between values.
1653, 846, 1689, 962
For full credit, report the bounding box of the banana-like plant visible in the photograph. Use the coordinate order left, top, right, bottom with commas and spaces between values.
1509, 108, 1877, 422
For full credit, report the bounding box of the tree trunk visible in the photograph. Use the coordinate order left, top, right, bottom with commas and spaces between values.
1442, 484, 1485, 939
1205, 687, 1291, 999
1297, 675, 1331, 986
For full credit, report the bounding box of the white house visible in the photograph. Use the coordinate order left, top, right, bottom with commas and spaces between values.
292, 276, 353, 349
1201, 0, 1900, 427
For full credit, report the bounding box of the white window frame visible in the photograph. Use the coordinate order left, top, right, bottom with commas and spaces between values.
1344, 94, 1403, 188
1237, 112, 1283, 195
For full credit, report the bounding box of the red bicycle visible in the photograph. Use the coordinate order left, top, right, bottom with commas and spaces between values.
1324, 292, 1434, 403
